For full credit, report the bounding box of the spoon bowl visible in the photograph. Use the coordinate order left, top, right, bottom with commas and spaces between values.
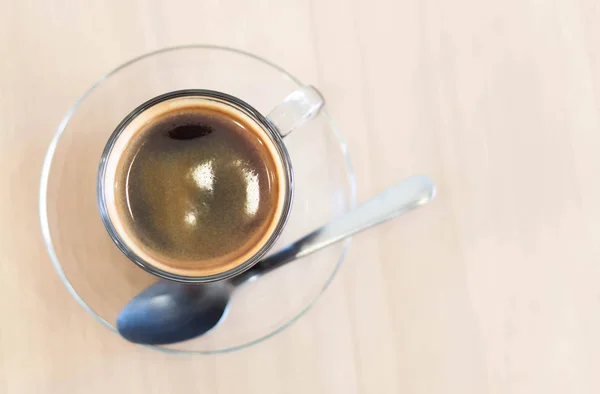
117, 281, 231, 344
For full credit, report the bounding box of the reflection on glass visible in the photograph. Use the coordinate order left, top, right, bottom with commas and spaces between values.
190, 161, 215, 191
243, 169, 259, 216
184, 211, 197, 226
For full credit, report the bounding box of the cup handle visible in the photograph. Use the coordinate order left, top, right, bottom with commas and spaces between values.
267, 86, 325, 137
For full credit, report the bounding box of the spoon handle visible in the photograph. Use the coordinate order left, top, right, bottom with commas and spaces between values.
235, 175, 436, 283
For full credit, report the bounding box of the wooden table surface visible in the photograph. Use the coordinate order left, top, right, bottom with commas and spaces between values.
2, 0, 600, 393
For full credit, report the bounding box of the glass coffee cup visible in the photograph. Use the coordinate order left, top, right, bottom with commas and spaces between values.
98, 87, 324, 283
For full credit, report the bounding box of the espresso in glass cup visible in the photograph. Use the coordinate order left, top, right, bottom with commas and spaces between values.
98, 87, 323, 283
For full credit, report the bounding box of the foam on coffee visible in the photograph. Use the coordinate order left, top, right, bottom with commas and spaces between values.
103, 96, 287, 277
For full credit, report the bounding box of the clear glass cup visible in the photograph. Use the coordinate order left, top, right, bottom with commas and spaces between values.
98, 86, 323, 283
40, 45, 356, 354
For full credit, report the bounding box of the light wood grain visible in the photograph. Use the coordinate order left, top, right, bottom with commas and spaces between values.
2, 0, 600, 392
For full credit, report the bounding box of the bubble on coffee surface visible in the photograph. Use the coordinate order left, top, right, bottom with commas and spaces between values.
168, 124, 213, 140
114, 103, 282, 274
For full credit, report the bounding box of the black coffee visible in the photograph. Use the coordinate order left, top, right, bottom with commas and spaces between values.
110, 97, 284, 276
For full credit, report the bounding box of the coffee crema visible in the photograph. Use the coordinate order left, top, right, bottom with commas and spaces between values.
102, 96, 287, 277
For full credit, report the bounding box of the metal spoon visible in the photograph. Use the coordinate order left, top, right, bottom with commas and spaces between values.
117, 175, 436, 345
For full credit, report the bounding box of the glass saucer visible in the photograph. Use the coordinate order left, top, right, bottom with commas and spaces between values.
39, 45, 356, 354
